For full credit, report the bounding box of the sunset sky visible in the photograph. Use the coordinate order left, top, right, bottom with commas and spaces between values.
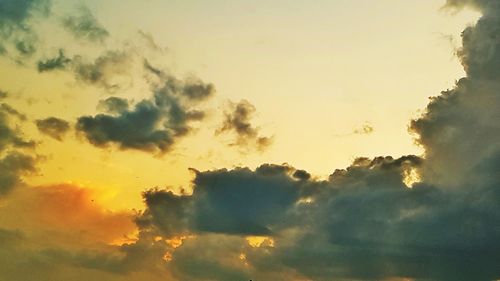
1, 0, 499, 280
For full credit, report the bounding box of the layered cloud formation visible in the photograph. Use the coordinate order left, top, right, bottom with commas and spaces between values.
1, 0, 500, 280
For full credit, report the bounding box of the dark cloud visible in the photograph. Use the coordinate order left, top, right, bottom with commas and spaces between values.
0, 103, 34, 150
0, 102, 37, 196
138, 164, 309, 237
35, 49, 133, 92
62, 7, 109, 43
0, 0, 50, 57
36, 117, 70, 141
37, 49, 71, 72
0, 0, 49, 35
216, 99, 273, 152
0, 90, 7, 99
76, 65, 215, 154
133, 153, 500, 280
0, 103, 26, 120
72, 51, 132, 92
0, 152, 36, 196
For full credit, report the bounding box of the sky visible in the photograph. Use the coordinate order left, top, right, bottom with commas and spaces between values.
0, 0, 499, 280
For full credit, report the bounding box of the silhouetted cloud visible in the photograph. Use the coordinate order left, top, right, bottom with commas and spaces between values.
0, 103, 34, 150
35, 117, 70, 141
72, 51, 132, 92
37, 49, 71, 72
217, 100, 273, 152
0, 152, 36, 196
76, 64, 215, 154
0, 0, 50, 57
62, 7, 109, 43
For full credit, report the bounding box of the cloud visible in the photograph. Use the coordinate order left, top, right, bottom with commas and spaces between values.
411, 0, 500, 186
131, 153, 500, 280
0, 102, 36, 196
138, 30, 167, 53
72, 51, 132, 92
353, 122, 374, 135
138, 164, 304, 237
0, 103, 34, 151
62, 7, 109, 43
36, 117, 71, 141
37, 49, 71, 72
216, 99, 273, 152
76, 64, 215, 154
0, 0, 50, 57
0, 152, 36, 196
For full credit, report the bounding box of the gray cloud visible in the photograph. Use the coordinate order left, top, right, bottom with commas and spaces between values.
0, 103, 34, 150
72, 51, 132, 92
0, 103, 37, 196
0, 0, 50, 57
76, 64, 215, 154
216, 99, 273, 152
411, 0, 500, 186
132, 153, 500, 280
0, 152, 36, 196
35, 117, 70, 141
62, 7, 109, 43
37, 49, 71, 72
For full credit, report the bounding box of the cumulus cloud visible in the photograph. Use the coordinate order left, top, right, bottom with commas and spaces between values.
216, 99, 273, 152
62, 7, 109, 43
410, 0, 500, 186
76, 63, 215, 154
129, 152, 500, 280
36, 117, 71, 141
